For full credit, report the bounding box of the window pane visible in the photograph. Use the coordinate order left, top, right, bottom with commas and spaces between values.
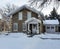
27, 11, 31, 19
19, 12, 22, 20
51, 27, 54, 29
47, 27, 50, 29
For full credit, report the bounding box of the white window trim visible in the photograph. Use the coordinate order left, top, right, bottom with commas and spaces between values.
18, 12, 22, 20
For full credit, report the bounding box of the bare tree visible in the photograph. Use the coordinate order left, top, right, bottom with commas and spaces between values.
0, 3, 17, 19
29, 0, 60, 10
0, 3, 17, 32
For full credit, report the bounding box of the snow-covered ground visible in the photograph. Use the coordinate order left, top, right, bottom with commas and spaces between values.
0, 33, 60, 49
38, 33, 60, 38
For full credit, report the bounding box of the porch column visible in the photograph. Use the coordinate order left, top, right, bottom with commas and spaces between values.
28, 23, 30, 33
54, 26, 55, 32
57, 25, 58, 32
37, 23, 39, 34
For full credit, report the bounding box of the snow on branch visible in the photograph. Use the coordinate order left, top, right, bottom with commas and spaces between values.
29, 0, 60, 10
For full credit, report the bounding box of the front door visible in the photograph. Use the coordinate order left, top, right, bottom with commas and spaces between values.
29, 24, 32, 34
58, 26, 60, 32
29, 24, 37, 34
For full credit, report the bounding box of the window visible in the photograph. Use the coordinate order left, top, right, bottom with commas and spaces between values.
10, 15, 12, 18
13, 23, 18, 31
51, 27, 54, 29
33, 24, 37, 29
27, 11, 31, 19
22, 23, 26, 31
18, 12, 22, 20
47, 27, 50, 29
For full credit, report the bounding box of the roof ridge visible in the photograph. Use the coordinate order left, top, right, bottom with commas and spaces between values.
7, 5, 39, 16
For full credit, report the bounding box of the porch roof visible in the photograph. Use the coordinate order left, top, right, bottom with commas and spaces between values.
25, 17, 41, 24
43, 20, 59, 25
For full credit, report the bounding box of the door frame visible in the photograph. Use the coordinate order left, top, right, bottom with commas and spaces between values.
28, 23, 39, 34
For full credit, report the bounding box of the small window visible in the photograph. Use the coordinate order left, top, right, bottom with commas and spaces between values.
18, 12, 22, 20
47, 27, 50, 29
27, 11, 31, 19
13, 23, 18, 31
51, 27, 54, 29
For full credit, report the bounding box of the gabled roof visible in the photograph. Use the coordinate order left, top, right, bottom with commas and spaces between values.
7, 5, 39, 16
43, 20, 59, 25
25, 17, 41, 24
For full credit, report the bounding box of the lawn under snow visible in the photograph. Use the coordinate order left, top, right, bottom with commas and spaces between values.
0, 33, 60, 49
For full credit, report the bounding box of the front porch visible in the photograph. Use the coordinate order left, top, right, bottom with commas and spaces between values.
25, 17, 41, 34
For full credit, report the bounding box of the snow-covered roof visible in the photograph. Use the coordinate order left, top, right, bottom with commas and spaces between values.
7, 5, 39, 16
43, 20, 59, 25
25, 17, 41, 24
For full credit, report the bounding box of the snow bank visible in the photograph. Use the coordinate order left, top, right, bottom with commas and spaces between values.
39, 33, 60, 38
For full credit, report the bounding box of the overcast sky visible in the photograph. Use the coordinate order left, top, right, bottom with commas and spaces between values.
0, 0, 60, 15
0, 0, 28, 7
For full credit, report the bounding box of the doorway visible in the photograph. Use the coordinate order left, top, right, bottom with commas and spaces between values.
29, 24, 37, 34
58, 26, 60, 32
